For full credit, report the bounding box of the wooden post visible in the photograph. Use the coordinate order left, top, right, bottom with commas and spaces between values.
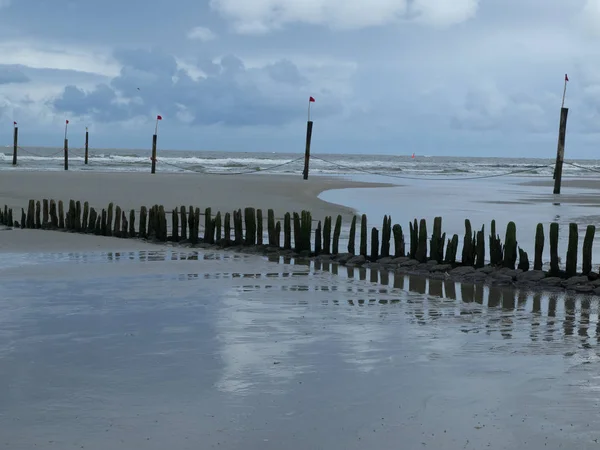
84, 128, 89, 165
553, 107, 569, 194
64, 138, 69, 170
12, 126, 18, 166
302, 121, 313, 180
151, 134, 157, 174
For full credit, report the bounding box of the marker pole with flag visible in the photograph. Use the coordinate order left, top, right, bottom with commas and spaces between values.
84, 127, 89, 165
151, 115, 162, 174
553, 74, 569, 194
303, 97, 315, 180
12, 121, 18, 166
64, 119, 69, 171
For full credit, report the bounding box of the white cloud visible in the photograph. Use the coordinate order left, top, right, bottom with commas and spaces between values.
0, 41, 120, 77
186, 26, 217, 42
210, 0, 479, 34
579, 0, 600, 36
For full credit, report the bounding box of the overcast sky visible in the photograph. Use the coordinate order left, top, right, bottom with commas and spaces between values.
1, 0, 600, 157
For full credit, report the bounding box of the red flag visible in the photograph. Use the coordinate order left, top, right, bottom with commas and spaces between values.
66, 120, 69, 124
157, 115, 163, 120
309, 97, 315, 102
13, 121, 16, 125
565, 74, 569, 82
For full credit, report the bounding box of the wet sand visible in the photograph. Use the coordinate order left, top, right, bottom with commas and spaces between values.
1, 246, 599, 449
0, 171, 391, 222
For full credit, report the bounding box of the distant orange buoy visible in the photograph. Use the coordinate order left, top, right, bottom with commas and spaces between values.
411, 153, 415, 159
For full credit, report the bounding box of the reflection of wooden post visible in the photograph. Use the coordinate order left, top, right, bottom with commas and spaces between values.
302, 121, 313, 180
553, 107, 569, 194
84, 128, 89, 165
12, 126, 18, 166
64, 139, 69, 171
151, 134, 157, 174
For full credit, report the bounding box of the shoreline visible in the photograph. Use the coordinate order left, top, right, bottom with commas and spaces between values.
0, 171, 393, 222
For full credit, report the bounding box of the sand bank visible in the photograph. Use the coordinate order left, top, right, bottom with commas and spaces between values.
0, 228, 171, 253
0, 171, 391, 222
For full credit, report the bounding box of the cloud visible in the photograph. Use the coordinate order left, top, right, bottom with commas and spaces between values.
51, 48, 343, 126
0, 65, 29, 84
210, 0, 479, 33
187, 26, 217, 41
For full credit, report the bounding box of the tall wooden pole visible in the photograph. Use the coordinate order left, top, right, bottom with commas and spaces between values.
84, 127, 89, 165
151, 134, 157, 174
303, 121, 313, 180
553, 107, 569, 194
64, 120, 69, 171
12, 123, 18, 166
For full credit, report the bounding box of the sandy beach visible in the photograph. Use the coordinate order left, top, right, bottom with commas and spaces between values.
0, 171, 392, 223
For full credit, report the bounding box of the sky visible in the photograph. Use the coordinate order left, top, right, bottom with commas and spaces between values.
1, 0, 600, 157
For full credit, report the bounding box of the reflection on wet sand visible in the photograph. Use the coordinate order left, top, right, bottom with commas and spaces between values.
4, 248, 600, 449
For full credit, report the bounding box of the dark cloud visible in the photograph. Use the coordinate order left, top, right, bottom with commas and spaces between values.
52, 48, 333, 126
0, 65, 30, 84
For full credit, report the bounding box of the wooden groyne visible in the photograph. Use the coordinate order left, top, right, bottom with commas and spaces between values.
2, 200, 600, 295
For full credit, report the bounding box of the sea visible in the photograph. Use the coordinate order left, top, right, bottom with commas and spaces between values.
2, 145, 600, 179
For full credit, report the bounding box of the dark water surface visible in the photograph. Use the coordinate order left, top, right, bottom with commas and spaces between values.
1, 249, 600, 449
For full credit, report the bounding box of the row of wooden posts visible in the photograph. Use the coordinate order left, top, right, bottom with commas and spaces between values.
0, 199, 596, 277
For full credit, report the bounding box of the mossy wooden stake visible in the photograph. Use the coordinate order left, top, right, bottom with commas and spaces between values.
67, 199, 76, 230
244, 207, 256, 246
430, 217, 444, 263
489, 220, 503, 266
35, 200, 41, 229
293, 212, 301, 251
534, 223, 544, 271
518, 248, 530, 271
315, 221, 322, 255
42, 199, 49, 229
445, 235, 459, 264
82, 202, 89, 232
267, 209, 275, 246
113, 206, 122, 237
160, 206, 168, 241
193, 208, 201, 244
58, 201, 64, 229
101, 209, 107, 236
275, 222, 281, 248
50, 200, 58, 229
475, 226, 485, 269
583, 225, 595, 275
95, 215, 102, 235
224, 212, 231, 245
129, 210, 135, 237
333, 215, 342, 255
380, 216, 390, 258
503, 222, 518, 269
284, 213, 292, 250
7, 208, 12, 227
180, 206, 187, 241
256, 209, 263, 245
348, 216, 357, 255
392, 224, 405, 257
20, 208, 25, 229
323, 216, 332, 255
139, 206, 148, 239
172, 208, 179, 242
234, 209, 244, 245
121, 211, 128, 238
26, 200, 34, 229
106, 203, 114, 237
409, 219, 418, 259
188, 205, 195, 242
461, 219, 474, 266
360, 214, 368, 257
147, 206, 155, 239
215, 212, 222, 243
300, 210, 312, 252
205, 207, 213, 244
416, 218, 428, 263
75, 201, 81, 231
370, 227, 379, 261
566, 223, 578, 277
88, 208, 97, 233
